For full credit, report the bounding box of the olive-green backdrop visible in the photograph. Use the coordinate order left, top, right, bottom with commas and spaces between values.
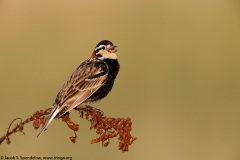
1, 0, 240, 160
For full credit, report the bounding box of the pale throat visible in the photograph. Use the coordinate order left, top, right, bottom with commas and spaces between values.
99, 50, 117, 60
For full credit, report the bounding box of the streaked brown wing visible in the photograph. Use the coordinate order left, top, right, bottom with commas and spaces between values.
37, 58, 108, 137
55, 58, 108, 117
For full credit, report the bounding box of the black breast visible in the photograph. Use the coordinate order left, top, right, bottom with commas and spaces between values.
88, 59, 120, 103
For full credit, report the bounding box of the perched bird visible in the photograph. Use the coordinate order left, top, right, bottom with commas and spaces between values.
37, 40, 119, 137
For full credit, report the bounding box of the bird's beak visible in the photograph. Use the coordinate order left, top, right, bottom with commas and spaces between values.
109, 45, 117, 53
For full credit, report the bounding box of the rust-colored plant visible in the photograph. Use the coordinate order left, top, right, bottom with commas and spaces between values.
0, 105, 136, 152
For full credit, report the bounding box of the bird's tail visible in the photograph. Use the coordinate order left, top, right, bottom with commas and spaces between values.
37, 107, 61, 137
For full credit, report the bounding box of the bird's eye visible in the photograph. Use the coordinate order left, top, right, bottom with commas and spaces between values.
102, 47, 105, 50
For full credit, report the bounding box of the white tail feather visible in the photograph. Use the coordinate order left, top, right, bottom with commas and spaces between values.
37, 108, 61, 137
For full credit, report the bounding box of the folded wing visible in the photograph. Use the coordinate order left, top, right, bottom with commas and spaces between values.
37, 59, 108, 137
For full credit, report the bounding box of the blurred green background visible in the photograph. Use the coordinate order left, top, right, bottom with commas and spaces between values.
1, 0, 240, 159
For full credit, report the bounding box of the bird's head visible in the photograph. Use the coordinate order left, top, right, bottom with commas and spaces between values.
92, 40, 117, 60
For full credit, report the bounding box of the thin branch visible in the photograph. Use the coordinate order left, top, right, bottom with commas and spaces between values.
0, 109, 51, 144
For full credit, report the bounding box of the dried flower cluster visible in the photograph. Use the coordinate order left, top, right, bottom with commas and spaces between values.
77, 106, 137, 151
0, 105, 136, 152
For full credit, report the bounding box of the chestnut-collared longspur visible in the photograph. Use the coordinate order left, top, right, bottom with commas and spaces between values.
37, 40, 119, 137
